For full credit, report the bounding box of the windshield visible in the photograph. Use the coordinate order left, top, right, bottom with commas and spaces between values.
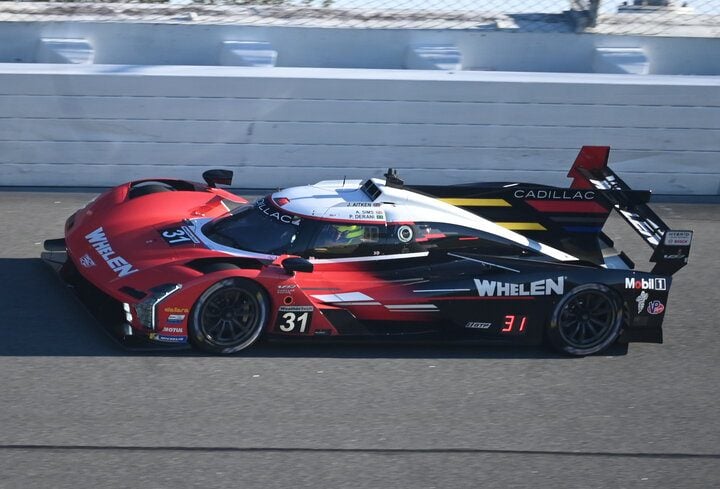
202, 202, 301, 255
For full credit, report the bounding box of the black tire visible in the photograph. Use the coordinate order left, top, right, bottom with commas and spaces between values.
189, 278, 268, 354
547, 284, 623, 356
128, 182, 175, 199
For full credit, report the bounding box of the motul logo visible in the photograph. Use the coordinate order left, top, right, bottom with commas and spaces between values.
474, 277, 564, 297
625, 278, 667, 291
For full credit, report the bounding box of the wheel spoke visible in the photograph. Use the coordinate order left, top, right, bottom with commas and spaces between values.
205, 319, 224, 336
230, 318, 249, 336
585, 321, 599, 337
588, 297, 605, 311
589, 317, 607, 328
567, 322, 581, 340
562, 310, 578, 320
594, 305, 611, 315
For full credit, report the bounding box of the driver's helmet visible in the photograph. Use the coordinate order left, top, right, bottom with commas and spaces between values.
333, 224, 364, 243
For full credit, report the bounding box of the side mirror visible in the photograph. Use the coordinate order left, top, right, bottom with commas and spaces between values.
203, 169, 233, 188
281, 257, 314, 275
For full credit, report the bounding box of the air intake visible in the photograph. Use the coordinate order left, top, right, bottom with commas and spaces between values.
361, 179, 382, 201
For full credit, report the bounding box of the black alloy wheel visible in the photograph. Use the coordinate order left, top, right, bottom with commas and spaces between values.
190, 278, 268, 354
548, 284, 623, 356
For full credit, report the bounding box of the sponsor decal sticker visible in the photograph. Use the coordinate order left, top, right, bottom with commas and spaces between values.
79, 253, 96, 268
277, 284, 297, 295
279, 306, 313, 313
663, 254, 687, 260
663, 231, 692, 247
465, 322, 492, 329
164, 306, 189, 313
625, 277, 667, 291
636, 291, 649, 314
474, 277, 564, 297
256, 199, 301, 226
161, 327, 184, 333
85, 227, 139, 277
514, 189, 595, 200
149, 333, 188, 343
167, 314, 186, 324
647, 301, 665, 315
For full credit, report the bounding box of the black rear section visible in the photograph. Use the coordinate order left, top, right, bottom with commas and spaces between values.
409, 181, 615, 264
410, 146, 692, 275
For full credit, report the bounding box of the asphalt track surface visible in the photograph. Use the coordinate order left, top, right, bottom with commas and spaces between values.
0, 189, 718, 489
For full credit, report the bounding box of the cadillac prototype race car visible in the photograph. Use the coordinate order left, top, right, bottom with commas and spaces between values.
43, 146, 692, 356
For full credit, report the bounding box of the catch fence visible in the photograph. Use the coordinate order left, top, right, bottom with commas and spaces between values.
1, 1, 718, 36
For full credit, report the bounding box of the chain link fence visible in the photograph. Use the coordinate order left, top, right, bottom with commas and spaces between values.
0, 1, 718, 35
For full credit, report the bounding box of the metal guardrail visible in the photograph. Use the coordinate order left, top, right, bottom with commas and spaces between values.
0, 1, 718, 36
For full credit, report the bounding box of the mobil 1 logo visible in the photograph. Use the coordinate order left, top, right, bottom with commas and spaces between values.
275, 306, 313, 334
625, 277, 667, 291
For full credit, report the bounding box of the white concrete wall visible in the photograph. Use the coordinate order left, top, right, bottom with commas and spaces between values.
1, 64, 718, 194
1, 23, 719, 75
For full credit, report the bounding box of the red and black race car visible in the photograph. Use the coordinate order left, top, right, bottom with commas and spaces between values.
43, 146, 692, 356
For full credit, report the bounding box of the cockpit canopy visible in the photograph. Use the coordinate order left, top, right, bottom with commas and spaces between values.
202, 198, 545, 260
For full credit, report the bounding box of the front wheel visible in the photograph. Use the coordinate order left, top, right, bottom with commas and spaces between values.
547, 284, 623, 356
189, 278, 268, 354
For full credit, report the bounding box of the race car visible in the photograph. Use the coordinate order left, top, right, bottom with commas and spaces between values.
43, 146, 692, 356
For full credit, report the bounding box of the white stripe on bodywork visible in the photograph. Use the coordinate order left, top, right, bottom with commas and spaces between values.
385, 304, 438, 310
310, 292, 376, 303
413, 288, 471, 293
310, 251, 429, 264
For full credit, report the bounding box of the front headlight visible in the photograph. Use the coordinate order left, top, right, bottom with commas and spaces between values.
134, 283, 182, 330
122, 302, 133, 324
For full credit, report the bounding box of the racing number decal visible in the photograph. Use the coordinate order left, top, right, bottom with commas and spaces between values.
279, 312, 310, 333
159, 225, 199, 246
163, 229, 191, 244
275, 306, 313, 334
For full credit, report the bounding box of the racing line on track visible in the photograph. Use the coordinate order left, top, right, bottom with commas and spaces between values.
1, 444, 718, 459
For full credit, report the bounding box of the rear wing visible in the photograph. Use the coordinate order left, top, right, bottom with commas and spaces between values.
568, 146, 692, 275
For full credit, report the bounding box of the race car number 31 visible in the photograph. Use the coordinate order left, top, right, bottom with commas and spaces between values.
275, 306, 313, 334
159, 225, 200, 246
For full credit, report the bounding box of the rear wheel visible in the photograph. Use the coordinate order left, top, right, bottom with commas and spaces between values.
189, 278, 268, 354
547, 284, 623, 356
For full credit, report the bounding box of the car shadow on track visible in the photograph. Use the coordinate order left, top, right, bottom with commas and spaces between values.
0, 258, 124, 356
0, 258, 628, 359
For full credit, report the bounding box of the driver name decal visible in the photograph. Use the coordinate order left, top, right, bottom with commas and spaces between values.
474, 277, 565, 297
85, 227, 139, 277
